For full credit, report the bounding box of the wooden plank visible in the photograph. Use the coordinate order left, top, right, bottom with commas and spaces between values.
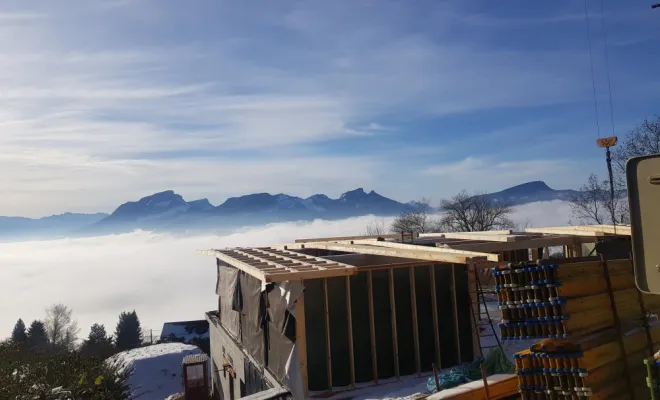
295, 291, 309, 397
410, 266, 421, 375
350, 240, 501, 262
367, 271, 378, 383
421, 232, 523, 242
200, 250, 267, 282
429, 265, 441, 368
525, 227, 611, 236
420, 230, 514, 237
389, 268, 400, 379
323, 278, 332, 391
295, 233, 414, 243
451, 263, 462, 364
280, 242, 490, 264
345, 276, 356, 388
449, 235, 591, 253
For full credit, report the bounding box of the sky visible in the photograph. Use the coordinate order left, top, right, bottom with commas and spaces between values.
0, 201, 572, 339
1, 0, 659, 217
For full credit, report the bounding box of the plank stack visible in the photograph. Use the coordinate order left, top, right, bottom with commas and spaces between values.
493, 257, 660, 399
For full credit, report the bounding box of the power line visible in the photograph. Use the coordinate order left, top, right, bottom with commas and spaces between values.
583, 0, 602, 139
599, 0, 616, 137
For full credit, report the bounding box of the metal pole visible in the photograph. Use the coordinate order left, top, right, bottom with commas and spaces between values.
605, 147, 617, 233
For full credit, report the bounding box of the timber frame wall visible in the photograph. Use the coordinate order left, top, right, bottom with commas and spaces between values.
296, 263, 476, 395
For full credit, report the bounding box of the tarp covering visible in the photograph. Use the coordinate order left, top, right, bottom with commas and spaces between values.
426, 348, 515, 393
217, 261, 240, 338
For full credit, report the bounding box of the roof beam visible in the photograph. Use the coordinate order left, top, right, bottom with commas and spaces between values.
295, 233, 417, 244
526, 225, 631, 236
347, 239, 500, 262
524, 227, 615, 237
416, 232, 527, 242
277, 242, 492, 264
419, 230, 513, 238
445, 235, 593, 253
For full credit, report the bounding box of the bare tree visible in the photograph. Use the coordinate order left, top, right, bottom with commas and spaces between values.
45, 303, 80, 351
391, 197, 439, 234
569, 174, 627, 225
364, 218, 389, 236
439, 190, 515, 232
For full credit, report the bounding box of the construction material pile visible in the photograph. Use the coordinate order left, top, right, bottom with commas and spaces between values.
493, 257, 660, 399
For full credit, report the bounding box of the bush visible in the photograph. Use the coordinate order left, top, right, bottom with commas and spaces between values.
0, 340, 131, 399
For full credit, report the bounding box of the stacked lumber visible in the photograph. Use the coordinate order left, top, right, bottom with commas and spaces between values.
494, 259, 637, 340
514, 329, 653, 399
494, 257, 660, 399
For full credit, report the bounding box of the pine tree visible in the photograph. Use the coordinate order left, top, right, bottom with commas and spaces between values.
81, 323, 115, 359
11, 319, 27, 343
114, 311, 143, 351
26, 320, 48, 351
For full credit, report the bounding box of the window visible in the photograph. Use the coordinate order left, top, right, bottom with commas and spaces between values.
186, 364, 205, 387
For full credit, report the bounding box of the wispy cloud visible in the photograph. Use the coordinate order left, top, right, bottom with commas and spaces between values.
0, 0, 657, 216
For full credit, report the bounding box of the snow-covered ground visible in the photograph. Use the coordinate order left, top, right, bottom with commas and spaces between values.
106, 343, 204, 400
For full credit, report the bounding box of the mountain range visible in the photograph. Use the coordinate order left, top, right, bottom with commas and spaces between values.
0, 181, 580, 240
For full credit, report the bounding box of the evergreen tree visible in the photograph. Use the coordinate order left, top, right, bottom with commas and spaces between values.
11, 319, 27, 343
114, 311, 143, 351
81, 323, 115, 359
26, 320, 48, 351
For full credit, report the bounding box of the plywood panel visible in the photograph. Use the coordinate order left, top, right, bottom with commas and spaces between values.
326, 277, 350, 388
349, 273, 373, 384
304, 279, 328, 391
372, 270, 395, 379
393, 268, 415, 376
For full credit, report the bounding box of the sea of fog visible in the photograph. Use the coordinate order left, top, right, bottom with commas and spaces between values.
0, 200, 571, 339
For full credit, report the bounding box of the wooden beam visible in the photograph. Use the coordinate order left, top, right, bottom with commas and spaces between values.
295, 233, 415, 243
530, 248, 539, 261
420, 232, 523, 242
367, 271, 378, 383
323, 278, 332, 391
429, 265, 441, 368
448, 235, 591, 253
280, 242, 490, 264
410, 266, 421, 375
419, 230, 513, 237
450, 264, 462, 364
351, 240, 501, 262
345, 276, 356, 388
525, 227, 616, 237
389, 268, 400, 379
198, 250, 267, 282
295, 291, 309, 397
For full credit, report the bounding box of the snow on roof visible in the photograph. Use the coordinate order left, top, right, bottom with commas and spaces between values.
106, 343, 205, 400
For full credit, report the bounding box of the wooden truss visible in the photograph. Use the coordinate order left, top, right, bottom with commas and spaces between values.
198, 247, 358, 282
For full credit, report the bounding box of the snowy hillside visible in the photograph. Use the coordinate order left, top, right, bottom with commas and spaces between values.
106, 343, 205, 400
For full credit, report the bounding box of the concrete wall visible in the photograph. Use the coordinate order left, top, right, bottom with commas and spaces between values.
207, 312, 280, 400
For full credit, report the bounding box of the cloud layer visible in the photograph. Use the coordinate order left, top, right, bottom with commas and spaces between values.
0, 201, 571, 339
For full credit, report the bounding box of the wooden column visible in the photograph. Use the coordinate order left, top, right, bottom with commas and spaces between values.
295, 287, 309, 397
389, 268, 400, 378
346, 276, 356, 388
450, 263, 462, 364
429, 264, 441, 367
530, 248, 539, 262
410, 266, 421, 375
367, 271, 378, 383
467, 261, 481, 360
323, 278, 332, 391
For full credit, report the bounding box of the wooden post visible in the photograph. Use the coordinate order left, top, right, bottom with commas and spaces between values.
410, 266, 421, 375
367, 271, 378, 383
467, 261, 481, 360
600, 256, 634, 396
346, 276, 356, 388
296, 293, 309, 397
323, 278, 332, 391
450, 263, 462, 364
389, 268, 400, 378
429, 265, 441, 367
530, 248, 539, 262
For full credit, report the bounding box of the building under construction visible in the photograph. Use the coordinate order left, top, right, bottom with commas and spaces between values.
202, 224, 654, 400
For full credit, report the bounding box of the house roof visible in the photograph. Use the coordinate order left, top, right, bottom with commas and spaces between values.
198, 225, 629, 282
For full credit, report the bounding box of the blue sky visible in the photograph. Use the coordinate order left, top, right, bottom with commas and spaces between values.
1, 0, 659, 217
